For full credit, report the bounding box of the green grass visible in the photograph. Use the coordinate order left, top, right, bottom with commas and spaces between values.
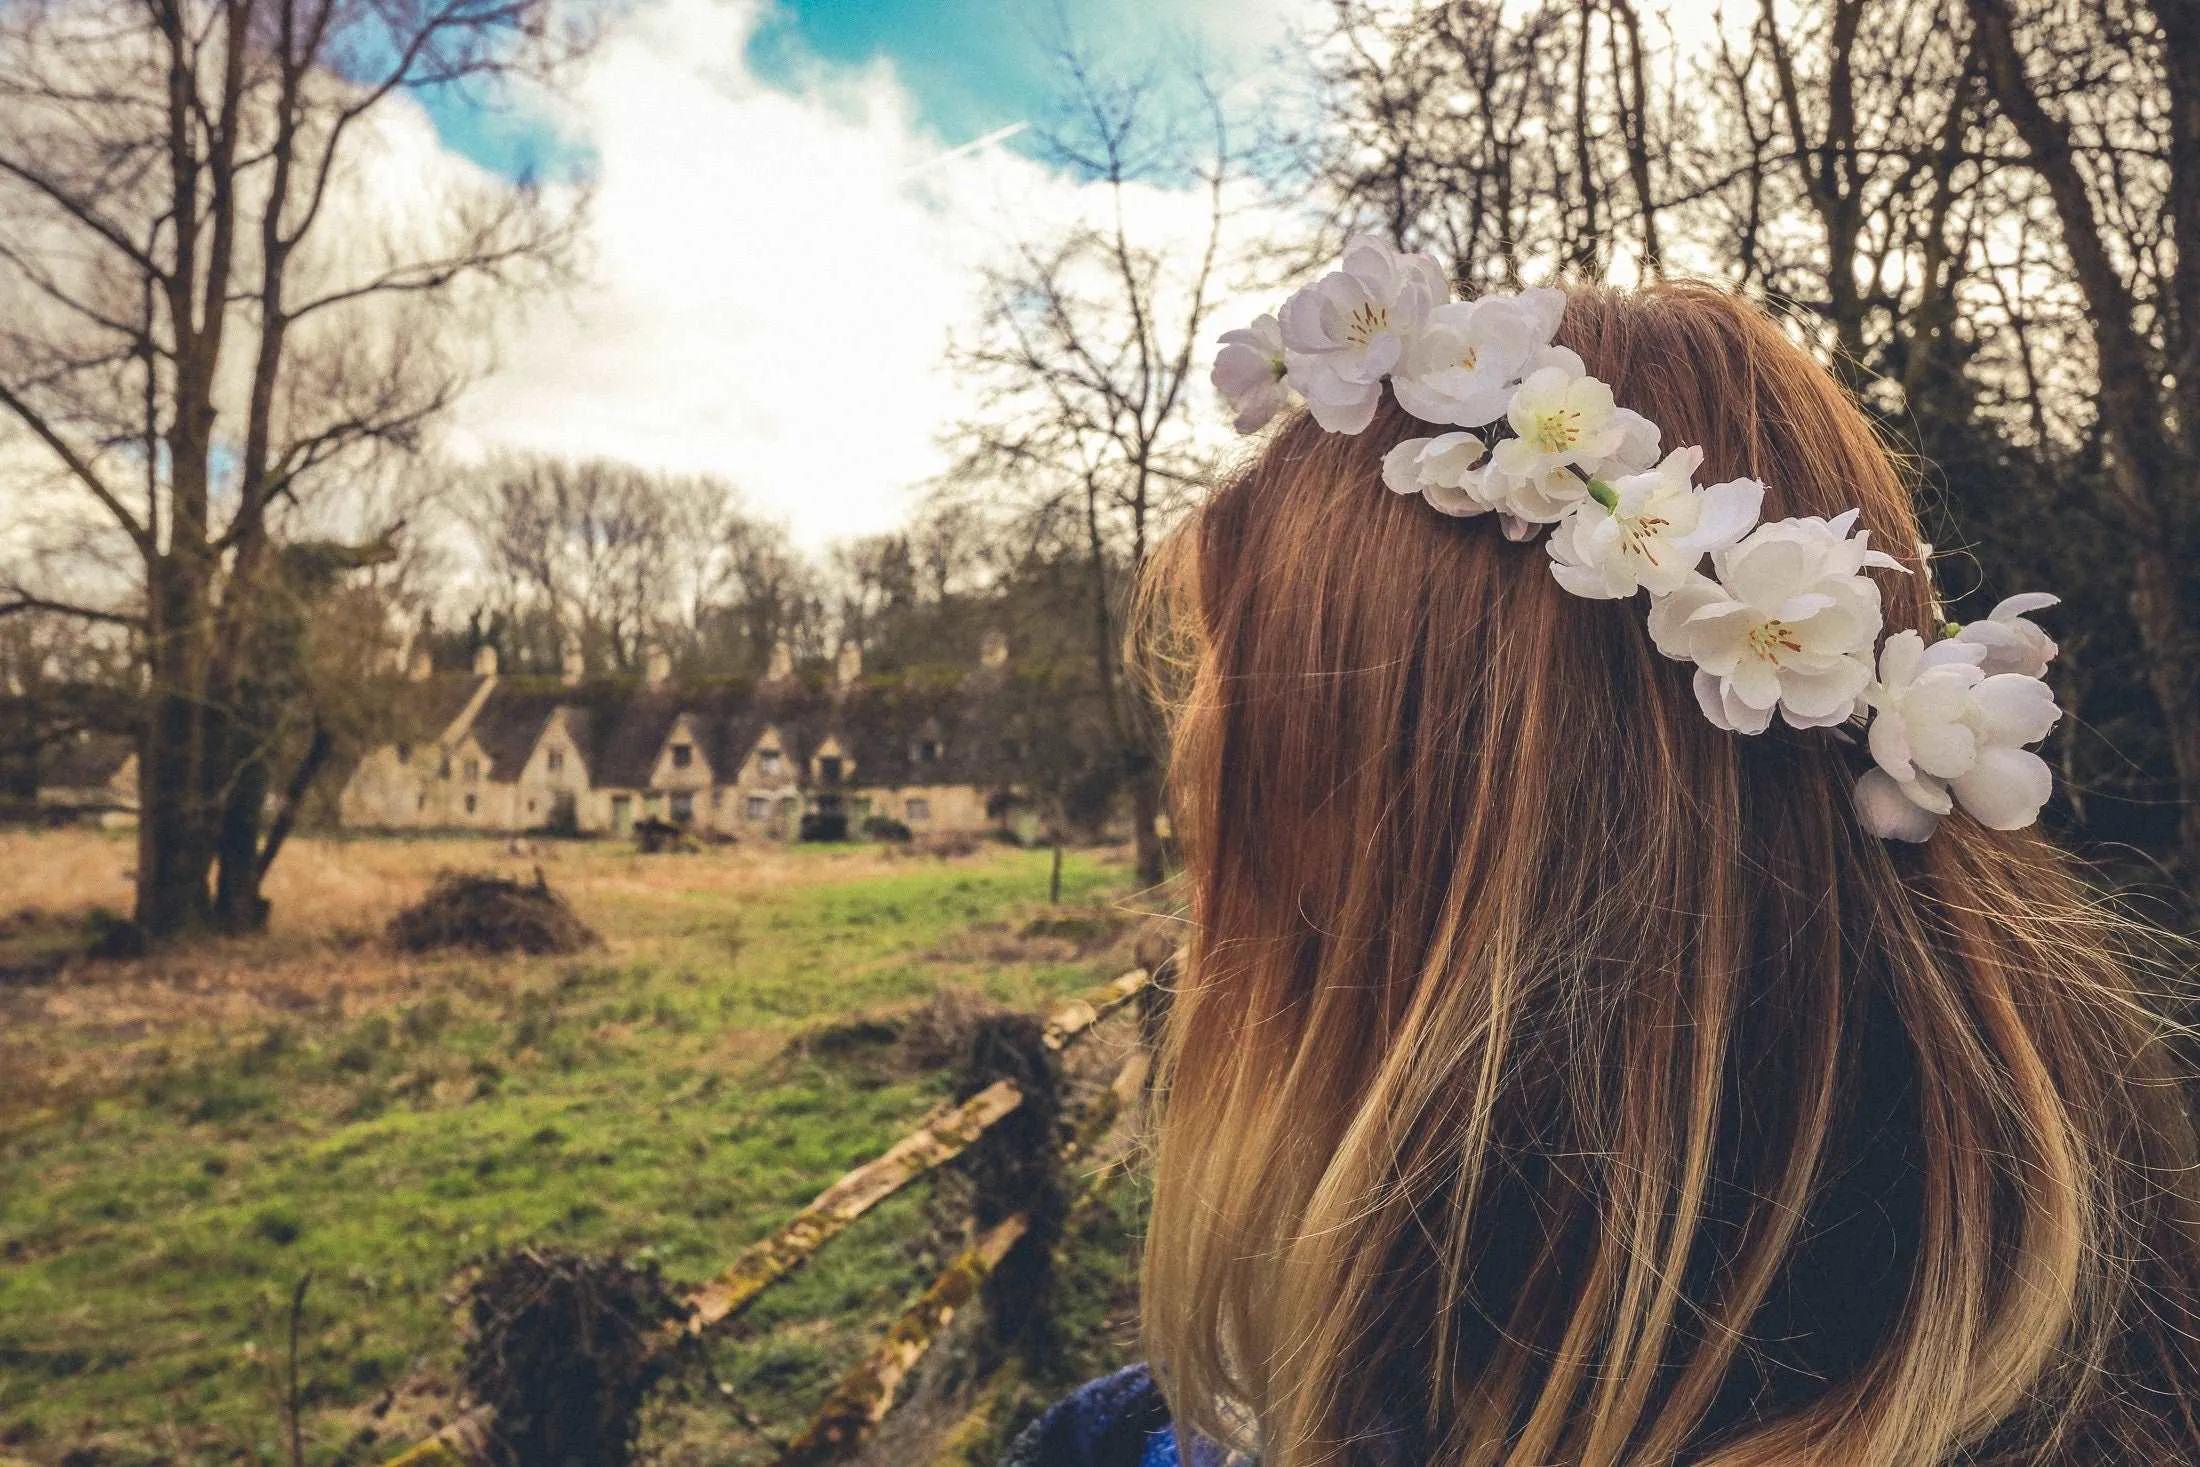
0, 844, 1146, 1465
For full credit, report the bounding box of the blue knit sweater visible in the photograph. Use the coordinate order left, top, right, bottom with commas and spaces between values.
994, 1364, 1234, 1467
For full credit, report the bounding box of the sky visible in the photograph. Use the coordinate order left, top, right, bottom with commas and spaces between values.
408, 0, 1304, 546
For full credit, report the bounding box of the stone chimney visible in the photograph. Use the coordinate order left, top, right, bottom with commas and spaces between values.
835, 642, 862, 688
766, 640, 794, 681
979, 629, 1009, 669
472, 643, 499, 677
407, 645, 434, 681
645, 647, 672, 689
561, 645, 585, 687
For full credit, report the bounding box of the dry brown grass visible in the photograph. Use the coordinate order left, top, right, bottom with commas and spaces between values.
0, 827, 924, 936
0, 829, 1081, 1131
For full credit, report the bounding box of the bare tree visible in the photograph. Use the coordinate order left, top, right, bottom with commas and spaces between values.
0, 610, 136, 804
462, 455, 829, 680
1301, 0, 1679, 287
1966, 0, 2200, 894
0, 0, 587, 934
468, 455, 695, 673
947, 50, 1236, 887
1287, 0, 2200, 891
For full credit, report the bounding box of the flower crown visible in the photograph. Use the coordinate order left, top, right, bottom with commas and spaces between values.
1211, 236, 2062, 842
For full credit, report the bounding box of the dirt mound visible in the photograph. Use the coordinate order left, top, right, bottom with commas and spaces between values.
387, 870, 599, 956
463, 1247, 692, 1467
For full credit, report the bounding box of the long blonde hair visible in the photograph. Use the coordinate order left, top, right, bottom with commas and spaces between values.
1139, 283, 2200, 1466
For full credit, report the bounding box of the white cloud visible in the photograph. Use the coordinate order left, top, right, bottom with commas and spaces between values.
446, 0, 1265, 548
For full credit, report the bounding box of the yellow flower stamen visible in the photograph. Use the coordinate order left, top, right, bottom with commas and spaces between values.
1746, 620, 1804, 662
1345, 301, 1389, 347
1533, 409, 1581, 453
1618, 514, 1671, 564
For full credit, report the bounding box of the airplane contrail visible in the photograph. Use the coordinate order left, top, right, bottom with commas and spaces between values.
908, 120, 1030, 175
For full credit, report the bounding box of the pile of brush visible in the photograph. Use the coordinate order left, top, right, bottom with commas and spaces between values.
386, 870, 599, 956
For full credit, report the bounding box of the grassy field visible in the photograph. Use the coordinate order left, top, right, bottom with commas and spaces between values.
0, 829, 1156, 1466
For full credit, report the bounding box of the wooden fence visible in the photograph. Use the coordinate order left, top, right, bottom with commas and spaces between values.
378, 966, 1157, 1467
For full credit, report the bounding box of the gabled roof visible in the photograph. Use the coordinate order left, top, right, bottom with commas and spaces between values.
585, 691, 688, 789
468, 689, 568, 782
710, 707, 776, 777
390, 673, 492, 745
827, 670, 1034, 790
361, 658, 1075, 799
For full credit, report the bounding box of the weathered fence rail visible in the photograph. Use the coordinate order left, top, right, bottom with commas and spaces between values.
376, 966, 1156, 1467
769, 1045, 1153, 1467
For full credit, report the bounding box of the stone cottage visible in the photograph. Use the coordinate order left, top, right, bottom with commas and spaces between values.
32, 730, 139, 825
335, 635, 1041, 841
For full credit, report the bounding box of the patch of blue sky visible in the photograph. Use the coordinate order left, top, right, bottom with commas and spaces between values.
412, 74, 597, 185
402, 0, 1277, 184
750, 0, 1268, 161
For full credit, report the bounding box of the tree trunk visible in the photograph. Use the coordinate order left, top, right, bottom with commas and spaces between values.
213, 741, 272, 933
2129, 545, 2200, 887
137, 555, 215, 937
1128, 756, 1164, 888
256, 724, 332, 884
1970, 0, 2200, 896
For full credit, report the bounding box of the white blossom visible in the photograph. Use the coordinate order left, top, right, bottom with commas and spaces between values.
1380, 434, 1492, 517
1645, 510, 1902, 734
1487, 367, 1627, 479
1546, 451, 1764, 599
1212, 314, 1292, 433
1391, 288, 1567, 427
1586, 408, 1661, 481
1467, 367, 1632, 531
1277, 234, 1448, 434
1952, 592, 2060, 679
1853, 630, 2061, 841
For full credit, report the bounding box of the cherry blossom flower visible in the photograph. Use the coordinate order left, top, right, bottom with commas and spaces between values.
1473, 367, 1644, 531
1952, 592, 2060, 679
1277, 235, 1448, 434
1645, 510, 1902, 734
1587, 408, 1661, 481
1487, 367, 1628, 481
1853, 630, 2061, 841
1391, 288, 1567, 427
1546, 451, 1764, 599
1213, 233, 2072, 844
1381, 434, 1492, 517
1211, 314, 1292, 433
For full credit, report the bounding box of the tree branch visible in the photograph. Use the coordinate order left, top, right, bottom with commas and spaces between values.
0, 380, 154, 549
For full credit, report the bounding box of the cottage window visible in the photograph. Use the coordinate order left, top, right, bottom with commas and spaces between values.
464, 794, 477, 815
416, 793, 427, 812
818, 756, 843, 783
396, 743, 412, 765
464, 758, 480, 782
746, 796, 769, 821
547, 750, 564, 774
759, 749, 783, 776
437, 755, 452, 780
671, 743, 693, 769
778, 796, 800, 818
905, 797, 931, 822
671, 792, 694, 823
915, 740, 940, 763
